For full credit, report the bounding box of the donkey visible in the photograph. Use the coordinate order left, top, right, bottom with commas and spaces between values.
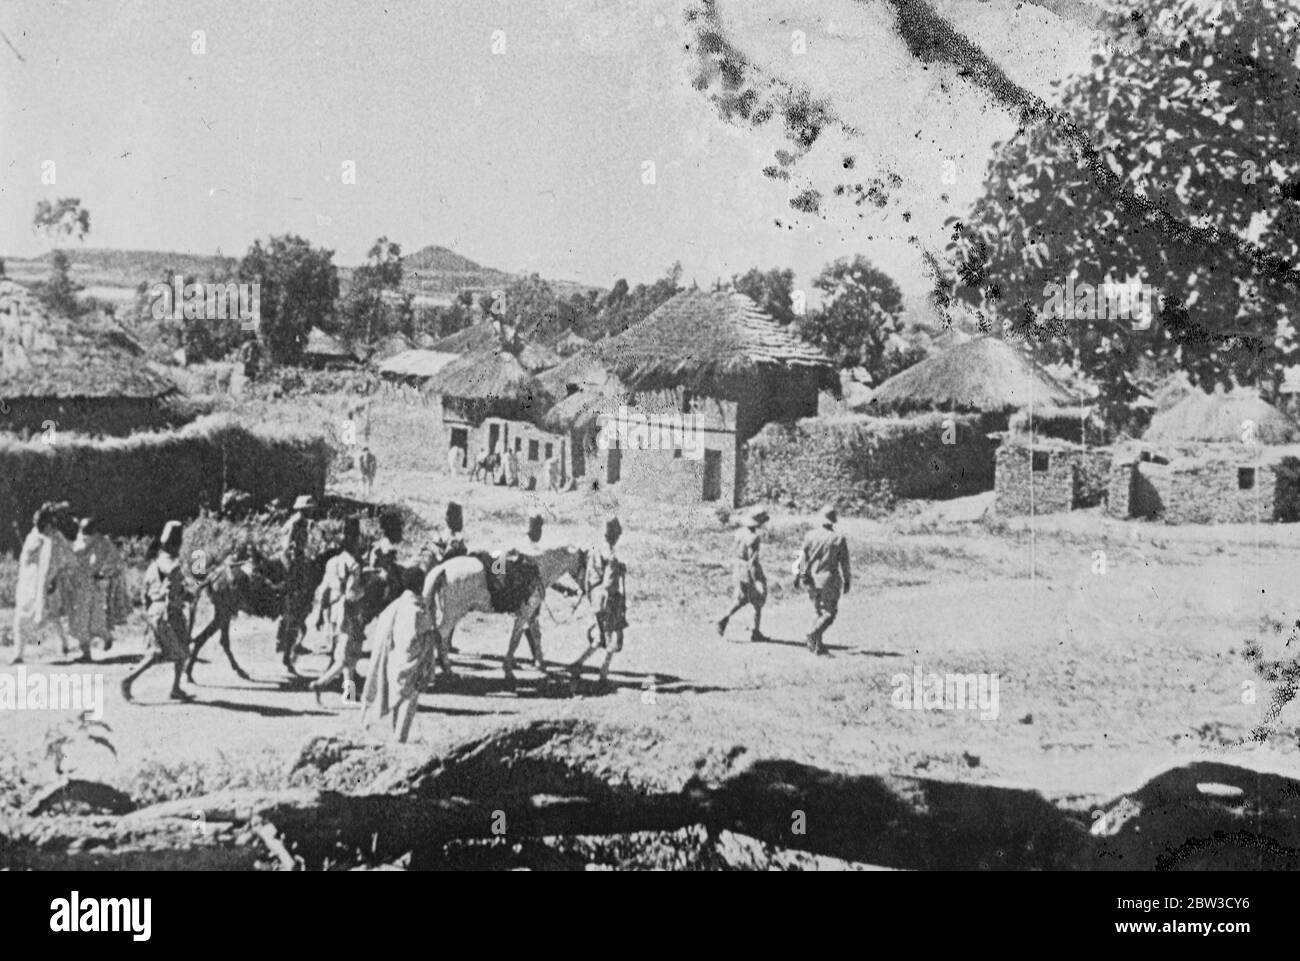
185, 546, 417, 683
470, 450, 501, 484
422, 546, 586, 684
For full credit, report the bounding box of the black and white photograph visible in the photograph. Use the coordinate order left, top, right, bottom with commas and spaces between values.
0, 0, 1294, 916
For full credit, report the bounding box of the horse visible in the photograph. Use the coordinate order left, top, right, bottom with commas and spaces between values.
184, 553, 308, 682
422, 546, 586, 683
470, 451, 501, 484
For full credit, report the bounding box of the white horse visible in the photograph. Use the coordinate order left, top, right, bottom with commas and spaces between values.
422, 546, 586, 683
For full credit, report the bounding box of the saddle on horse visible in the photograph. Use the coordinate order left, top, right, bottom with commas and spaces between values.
472, 550, 541, 613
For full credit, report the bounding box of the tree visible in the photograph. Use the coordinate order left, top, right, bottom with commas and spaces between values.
588, 264, 683, 339
239, 235, 339, 365
31, 198, 91, 317
801, 256, 912, 381
944, 0, 1300, 421
732, 267, 797, 325
341, 237, 403, 345
498, 274, 561, 341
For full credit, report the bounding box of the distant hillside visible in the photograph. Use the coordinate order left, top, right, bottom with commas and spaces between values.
402, 244, 495, 275
4, 244, 602, 303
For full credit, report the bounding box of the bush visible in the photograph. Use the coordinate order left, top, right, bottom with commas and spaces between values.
0, 414, 331, 555
1274, 456, 1300, 523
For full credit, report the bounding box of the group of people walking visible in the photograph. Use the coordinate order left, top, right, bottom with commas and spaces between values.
11, 501, 130, 666
717, 504, 852, 655
7, 489, 850, 740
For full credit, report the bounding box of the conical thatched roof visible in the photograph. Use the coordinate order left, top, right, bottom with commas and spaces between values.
867, 337, 1075, 414
1144, 387, 1300, 444
430, 322, 559, 372
422, 346, 554, 423
377, 349, 460, 381
0, 280, 177, 400
591, 290, 834, 394
542, 384, 618, 432
363, 332, 413, 362
303, 326, 353, 359
538, 348, 619, 395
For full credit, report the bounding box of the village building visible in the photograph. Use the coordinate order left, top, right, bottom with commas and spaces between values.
358, 332, 414, 365
1107, 387, 1300, 524
375, 348, 460, 390
824, 336, 1081, 509
301, 326, 360, 369
429, 321, 560, 373
554, 290, 835, 506
0, 279, 181, 437
422, 337, 564, 488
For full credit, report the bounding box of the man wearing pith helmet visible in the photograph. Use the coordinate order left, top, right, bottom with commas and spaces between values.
716, 507, 770, 643
797, 504, 852, 656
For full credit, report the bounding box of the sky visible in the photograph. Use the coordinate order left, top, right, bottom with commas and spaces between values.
0, 0, 1099, 302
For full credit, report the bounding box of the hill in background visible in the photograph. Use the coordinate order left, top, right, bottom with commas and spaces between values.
3, 243, 603, 308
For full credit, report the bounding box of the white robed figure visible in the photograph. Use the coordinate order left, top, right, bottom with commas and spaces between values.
360, 567, 438, 743
11, 507, 76, 664
70, 517, 130, 655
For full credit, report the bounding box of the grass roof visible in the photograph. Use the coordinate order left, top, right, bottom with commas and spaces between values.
303, 326, 353, 358
590, 290, 834, 394
867, 336, 1075, 414
429, 322, 559, 372
421, 346, 555, 422
0, 280, 177, 400
377, 349, 461, 380
1144, 387, 1300, 444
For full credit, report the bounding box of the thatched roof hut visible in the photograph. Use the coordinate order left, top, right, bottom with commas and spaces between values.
362, 332, 414, 363
542, 385, 618, 433
0, 279, 180, 435
378, 349, 460, 383
867, 337, 1075, 414
302, 327, 357, 367
422, 346, 554, 424
589, 290, 835, 395
1144, 387, 1300, 445
430, 322, 559, 373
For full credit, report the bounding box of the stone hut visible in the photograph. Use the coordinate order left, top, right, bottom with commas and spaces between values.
1107, 388, 1300, 523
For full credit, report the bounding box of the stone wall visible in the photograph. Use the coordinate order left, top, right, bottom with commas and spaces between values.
994, 442, 1112, 516
740, 413, 998, 513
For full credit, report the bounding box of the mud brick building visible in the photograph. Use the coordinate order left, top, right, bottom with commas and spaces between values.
559, 290, 835, 507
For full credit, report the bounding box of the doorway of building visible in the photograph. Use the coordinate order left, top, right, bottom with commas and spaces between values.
488, 422, 501, 454
449, 427, 468, 469
702, 449, 722, 502
606, 445, 621, 484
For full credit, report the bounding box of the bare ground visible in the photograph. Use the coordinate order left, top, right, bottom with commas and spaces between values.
3, 454, 1299, 868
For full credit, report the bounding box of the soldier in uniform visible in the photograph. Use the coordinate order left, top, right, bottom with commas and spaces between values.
569, 516, 628, 686
796, 505, 852, 656
716, 508, 770, 642
122, 521, 194, 702
276, 495, 317, 656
